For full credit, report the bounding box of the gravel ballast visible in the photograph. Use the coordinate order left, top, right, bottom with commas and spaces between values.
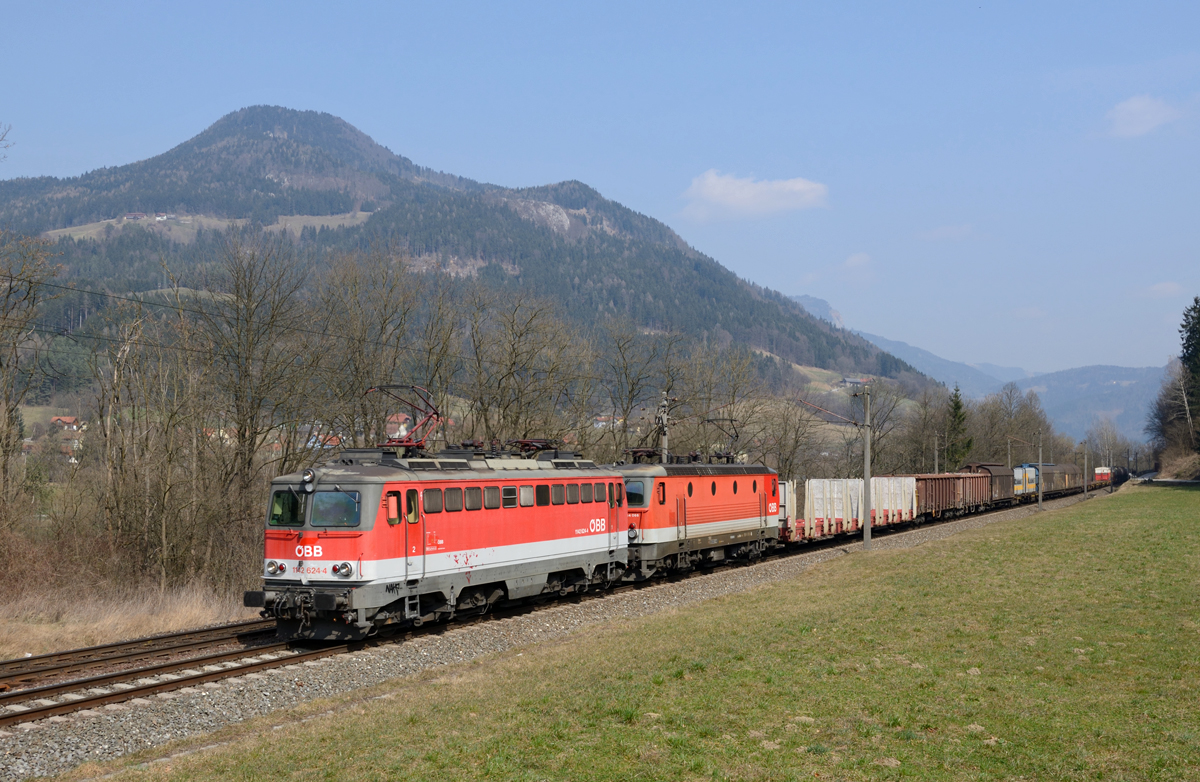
0, 492, 1101, 780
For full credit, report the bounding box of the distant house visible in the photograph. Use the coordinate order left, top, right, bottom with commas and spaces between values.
124, 212, 147, 221
50, 415, 80, 431
385, 413, 412, 439
155, 212, 167, 221
841, 377, 872, 387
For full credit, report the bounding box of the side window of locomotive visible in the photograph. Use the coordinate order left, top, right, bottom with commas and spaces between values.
519, 485, 534, 507
711, 481, 716, 495
444, 487, 463, 512
624, 480, 645, 507
566, 484, 579, 504
688, 481, 693, 497
269, 490, 306, 526
580, 483, 593, 503
594, 482, 607, 505
535, 485, 551, 506
311, 490, 360, 527
465, 486, 483, 511
551, 484, 565, 505
753, 480, 757, 494
616, 483, 623, 507
486, 486, 503, 509
385, 492, 401, 525
772, 479, 777, 497
657, 481, 666, 505
423, 488, 443, 514
501, 486, 517, 509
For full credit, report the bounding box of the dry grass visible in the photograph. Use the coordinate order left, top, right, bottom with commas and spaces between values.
1160, 450, 1200, 479
56, 484, 1200, 781
0, 585, 257, 660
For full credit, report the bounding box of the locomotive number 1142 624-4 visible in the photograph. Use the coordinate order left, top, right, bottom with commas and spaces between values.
574, 518, 607, 535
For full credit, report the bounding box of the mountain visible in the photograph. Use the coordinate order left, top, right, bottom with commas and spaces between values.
972, 362, 1036, 384
0, 106, 920, 381
790, 295, 844, 328
855, 330, 1009, 398
0, 107, 481, 234
853, 328, 1159, 441
1015, 365, 1164, 442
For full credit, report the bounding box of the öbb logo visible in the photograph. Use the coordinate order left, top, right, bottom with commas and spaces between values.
295, 544, 323, 558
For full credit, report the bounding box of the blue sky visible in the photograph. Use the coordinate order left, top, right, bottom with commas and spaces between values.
2, 2, 1197, 373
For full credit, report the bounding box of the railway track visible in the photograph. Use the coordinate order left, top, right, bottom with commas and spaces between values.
0, 491, 1102, 732
0, 618, 277, 690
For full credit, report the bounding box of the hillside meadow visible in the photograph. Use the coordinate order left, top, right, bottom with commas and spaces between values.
56, 484, 1199, 781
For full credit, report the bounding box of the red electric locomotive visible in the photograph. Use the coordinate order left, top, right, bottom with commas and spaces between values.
245, 389, 629, 640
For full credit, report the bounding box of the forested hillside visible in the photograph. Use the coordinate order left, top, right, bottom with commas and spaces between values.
2, 105, 919, 381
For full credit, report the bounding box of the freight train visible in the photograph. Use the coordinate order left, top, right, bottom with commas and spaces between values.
245, 388, 1116, 641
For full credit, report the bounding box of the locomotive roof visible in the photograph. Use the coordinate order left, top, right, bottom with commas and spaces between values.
613, 463, 777, 478
271, 448, 619, 485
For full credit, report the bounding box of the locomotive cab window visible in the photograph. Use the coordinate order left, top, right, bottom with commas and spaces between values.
657, 481, 666, 505
385, 492, 401, 525
269, 490, 306, 526
311, 490, 360, 527
444, 487, 463, 512
465, 486, 483, 511
406, 489, 419, 523
625, 481, 645, 507
772, 479, 777, 497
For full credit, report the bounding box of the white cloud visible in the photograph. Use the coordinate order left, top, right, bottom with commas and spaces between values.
919, 224, 973, 241
682, 169, 827, 220
1108, 95, 1182, 137
844, 252, 871, 268
1144, 281, 1183, 298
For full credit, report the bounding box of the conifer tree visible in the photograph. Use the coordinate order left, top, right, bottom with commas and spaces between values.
944, 384, 974, 468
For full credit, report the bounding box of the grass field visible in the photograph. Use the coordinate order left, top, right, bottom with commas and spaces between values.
63, 485, 1199, 781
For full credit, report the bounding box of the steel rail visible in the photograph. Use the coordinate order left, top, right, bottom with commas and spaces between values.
0, 642, 356, 729
0, 626, 279, 691
0, 618, 276, 676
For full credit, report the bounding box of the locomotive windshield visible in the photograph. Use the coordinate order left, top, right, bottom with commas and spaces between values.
311, 489, 361, 527
268, 490, 306, 526
625, 480, 647, 507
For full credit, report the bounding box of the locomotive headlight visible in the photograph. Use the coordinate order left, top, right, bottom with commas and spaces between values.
333, 562, 354, 577
302, 468, 316, 484
266, 560, 280, 575
627, 525, 638, 542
